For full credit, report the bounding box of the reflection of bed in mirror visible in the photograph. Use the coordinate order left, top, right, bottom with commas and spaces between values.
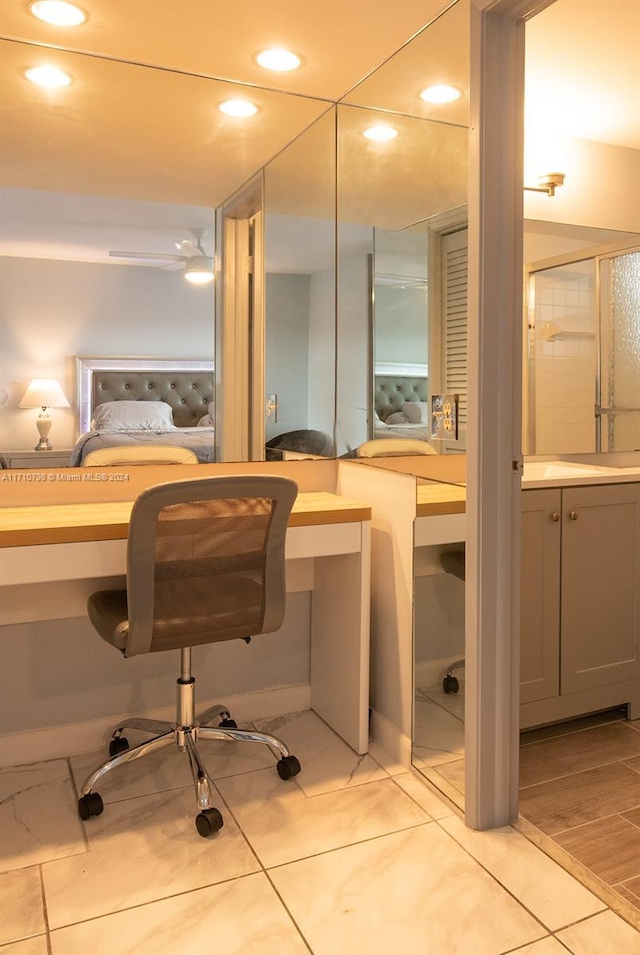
71, 358, 215, 465
374, 372, 431, 443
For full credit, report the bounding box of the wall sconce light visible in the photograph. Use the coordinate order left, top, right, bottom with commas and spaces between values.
524, 172, 565, 197
19, 378, 70, 450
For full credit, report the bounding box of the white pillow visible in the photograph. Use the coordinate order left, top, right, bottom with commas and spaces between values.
385, 411, 409, 425
92, 400, 175, 431
402, 401, 428, 424
197, 401, 214, 426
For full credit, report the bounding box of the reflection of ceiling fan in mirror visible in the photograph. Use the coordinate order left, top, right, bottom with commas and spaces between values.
375, 273, 427, 289
109, 228, 214, 285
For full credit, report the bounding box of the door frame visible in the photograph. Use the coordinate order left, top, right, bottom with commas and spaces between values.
466, 0, 557, 829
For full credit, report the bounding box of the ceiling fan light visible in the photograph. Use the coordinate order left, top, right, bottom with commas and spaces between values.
184, 257, 214, 285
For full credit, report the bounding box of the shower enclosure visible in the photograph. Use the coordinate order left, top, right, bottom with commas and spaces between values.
526, 246, 640, 455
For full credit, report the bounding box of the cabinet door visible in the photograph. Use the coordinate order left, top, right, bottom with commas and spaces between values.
520, 489, 561, 703
561, 483, 640, 694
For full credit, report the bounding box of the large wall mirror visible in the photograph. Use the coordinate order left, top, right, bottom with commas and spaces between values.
263, 109, 337, 460
336, 0, 469, 459
0, 36, 329, 464
334, 0, 471, 809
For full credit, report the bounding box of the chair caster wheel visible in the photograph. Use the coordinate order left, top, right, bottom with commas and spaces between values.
78, 792, 104, 820
195, 807, 224, 837
277, 754, 301, 780
109, 736, 129, 757
219, 718, 237, 728
443, 675, 459, 694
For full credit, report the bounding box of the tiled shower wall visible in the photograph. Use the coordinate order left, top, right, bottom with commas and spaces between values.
529, 260, 597, 454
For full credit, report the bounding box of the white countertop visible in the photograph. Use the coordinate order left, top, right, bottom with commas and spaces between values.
522, 460, 640, 489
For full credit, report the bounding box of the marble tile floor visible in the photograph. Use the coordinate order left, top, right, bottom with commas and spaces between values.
413, 684, 466, 809
412, 706, 640, 931
2, 709, 640, 955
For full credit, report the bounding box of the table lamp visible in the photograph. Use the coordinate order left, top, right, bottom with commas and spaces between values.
19, 378, 70, 450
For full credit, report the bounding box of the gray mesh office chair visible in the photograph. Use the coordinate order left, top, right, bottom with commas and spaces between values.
78, 474, 301, 837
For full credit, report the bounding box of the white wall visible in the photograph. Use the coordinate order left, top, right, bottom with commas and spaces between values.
265, 273, 311, 440
374, 285, 428, 366
0, 257, 214, 450
336, 252, 371, 455
307, 264, 337, 443
0, 586, 310, 741
524, 138, 640, 235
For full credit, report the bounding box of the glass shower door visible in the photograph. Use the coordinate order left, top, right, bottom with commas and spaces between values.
598, 249, 640, 451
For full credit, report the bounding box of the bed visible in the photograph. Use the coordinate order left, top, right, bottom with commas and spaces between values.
71, 358, 216, 465
373, 373, 431, 442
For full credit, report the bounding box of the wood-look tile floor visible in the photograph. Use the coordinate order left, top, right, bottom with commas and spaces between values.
519, 709, 640, 923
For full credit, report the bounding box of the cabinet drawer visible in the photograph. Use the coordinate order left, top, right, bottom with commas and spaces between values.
4, 451, 73, 468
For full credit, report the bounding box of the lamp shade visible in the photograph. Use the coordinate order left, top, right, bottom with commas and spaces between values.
19, 378, 70, 409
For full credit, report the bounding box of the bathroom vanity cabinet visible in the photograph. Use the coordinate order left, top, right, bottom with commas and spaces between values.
520, 482, 640, 727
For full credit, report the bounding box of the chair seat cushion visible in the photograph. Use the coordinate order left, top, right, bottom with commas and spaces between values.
87, 589, 129, 650
150, 574, 265, 652
87, 576, 269, 655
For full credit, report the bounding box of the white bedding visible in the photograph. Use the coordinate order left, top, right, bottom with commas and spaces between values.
374, 421, 430, 441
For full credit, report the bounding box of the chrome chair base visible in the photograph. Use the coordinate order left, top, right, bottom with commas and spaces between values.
78, 650, 301, 837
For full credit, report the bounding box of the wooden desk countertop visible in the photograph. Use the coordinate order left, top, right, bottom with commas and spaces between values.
416, 482, 466, 517
0, 492, 371, 548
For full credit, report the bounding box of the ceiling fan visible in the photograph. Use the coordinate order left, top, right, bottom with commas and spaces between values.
109, 228, 213, 284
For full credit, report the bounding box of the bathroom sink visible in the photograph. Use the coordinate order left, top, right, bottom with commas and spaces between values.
522, 461, 620, 480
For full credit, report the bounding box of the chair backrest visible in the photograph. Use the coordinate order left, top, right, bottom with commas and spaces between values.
356, 438, 438, 457
124, 475, 298, 657
84, 446, 199, 466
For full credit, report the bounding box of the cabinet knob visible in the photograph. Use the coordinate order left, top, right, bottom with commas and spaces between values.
551, 512, 560, 522
569, 510, 578, 521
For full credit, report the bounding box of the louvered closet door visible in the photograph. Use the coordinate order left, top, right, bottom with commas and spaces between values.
442, 228, 468, 441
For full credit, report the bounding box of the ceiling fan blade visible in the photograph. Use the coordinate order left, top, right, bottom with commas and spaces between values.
109, 250, 187, 262
175, 239, 200, 256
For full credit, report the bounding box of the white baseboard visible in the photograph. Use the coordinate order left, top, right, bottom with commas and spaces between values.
0, 684, 311, 768
369, 709, 412, 769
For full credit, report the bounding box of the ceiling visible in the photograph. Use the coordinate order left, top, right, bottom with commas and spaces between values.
0, 0, 638, 266
0, 0, 454, 102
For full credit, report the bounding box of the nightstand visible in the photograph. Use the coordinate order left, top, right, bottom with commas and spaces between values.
2, 449, 74, 468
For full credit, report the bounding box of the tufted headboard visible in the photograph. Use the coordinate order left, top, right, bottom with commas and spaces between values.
76, 357, 214, 434
375, 375, 428, 422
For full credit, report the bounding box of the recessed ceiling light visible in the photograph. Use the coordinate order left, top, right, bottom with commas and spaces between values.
219, 99, 259, 118
29, 0, 86, 26
256, 48, 301, 72
420, 85, 462, 104
25, 65, 72, 88
363, 125, 398, 142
